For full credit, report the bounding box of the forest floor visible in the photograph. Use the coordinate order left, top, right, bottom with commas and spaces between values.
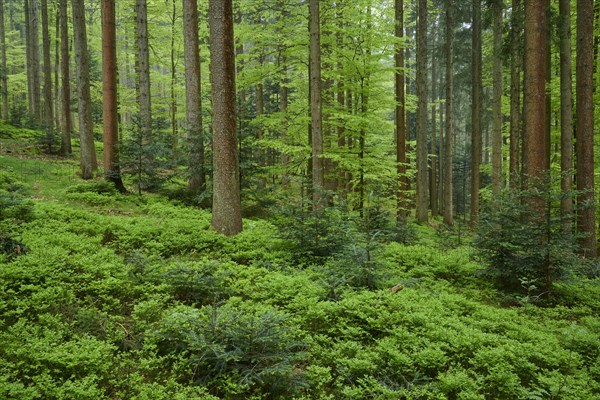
1, 123, 600, 399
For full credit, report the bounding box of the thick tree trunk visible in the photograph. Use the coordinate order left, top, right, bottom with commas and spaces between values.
444, 0, 454, 226
470, 0, 483, 226
209, 0, 242, 235
59, 0, 71, 154
309, 0, 324, 208
72, 0, 97, 179
101, 0, 125, 190
491, 0, 503, 194
559, 0, 574, 234
0, 0, 7, 120
136, 0, 152, 146
416, 0, 428, 223
395, 0, 408, 224
509, 0, 521, 186
430, 28, 438, 217
576, 0, 597, 256
41, 0, 53, 152
183, 0, 206, 195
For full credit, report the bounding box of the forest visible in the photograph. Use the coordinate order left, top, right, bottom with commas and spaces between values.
1, 0, 600, 398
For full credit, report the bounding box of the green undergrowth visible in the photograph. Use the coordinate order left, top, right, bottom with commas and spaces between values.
0, 153, 599, 399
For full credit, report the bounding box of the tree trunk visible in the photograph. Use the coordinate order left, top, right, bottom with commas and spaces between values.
101, 0, 124, 190
24, 0, 33, 117
30, 0, 41, 123
559, 0, 574, 235
509, 0, 521, 186
209, 0, 242, 235
444, 0, 454, 226
59, 0, 71, 154
491, 0, 503, 195
72, 0, 97, 179
430, 27, 438, 217
0, 0, 8, 120
470, 0, 482, 226
183, 0, 206, 195
309, 0, 324, 208
576, 0, 597, 256
136, 0, 152, 147
169, 0, 177, 165
395, 0, 408, 224
416, 0, 428, 223
41, 0, 53, 152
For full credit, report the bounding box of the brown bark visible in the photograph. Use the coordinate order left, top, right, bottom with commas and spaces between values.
183, 0, 206, 195
416, 0, 428, 223
444, 0, 454, 226
559, 0, 573, 234
41, 0, 53, 151
0, 0, 7, 120
101, 0, 124, 190
30, 0, 41, 123
470, 0, 482, 226
509, 0, 521, 186
169, 0, 177, 164
576, 0, 597, 256
209, 0, 242, 235
395, 0, 408, 224
136, 0, 152, 146
491, 0, 503, 195
73, 0, 97, 179
59, 0, 71, 154
24, 0, 33, 116
309, 0, 324, 208
431, 27, 438, 217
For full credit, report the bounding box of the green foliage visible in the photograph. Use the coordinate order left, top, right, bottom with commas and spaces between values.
149, 301, 307, 398
0, 170, 34, 224
474, 184, 583, 295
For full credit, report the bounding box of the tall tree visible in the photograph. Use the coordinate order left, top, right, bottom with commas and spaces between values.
415, 0, 428, 223
209, 0, 242, 235
0, 0, 7, 120
491, 0, 503, 195
136, 0, 152, 147
576, 0, 597, 256
41, 0, 53, 151
183, 0, 206, 195
59, 0, 71, 155
309, 0, 324, 208
444, 0, 454, 226
101, 0, 125, 190
559, 0, 573, 234
470, 0, 483, 226
30, 0, 41, 122
395, 0, 408, 224
72, 0, 97, 179
509, 0, 521, 186
24, 0, 33, 116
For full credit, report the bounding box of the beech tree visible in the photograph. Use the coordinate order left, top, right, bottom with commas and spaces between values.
72, 0, 97, 179
183, 0, 205, 195
209, 0, 242, 235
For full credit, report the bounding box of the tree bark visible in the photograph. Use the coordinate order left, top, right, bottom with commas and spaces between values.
470, 0, 483, 226
309, 0, 324, 208
430, 27, 438, 217
559, 0, 574, 235
395, 0, 408, 224
0, 0, 8, 120
72, 0, 97, 179
169, 0, 177, 165
576, 0, 597, 256
491, 0, 503, 195
30, 0, 41, 123
209, 0, 242, 235
101, 0, 125, 190
183, 0, 206, 195
136, 0, 152, 147
444, 0, 454, 226
41, 0, 53, 151
59, 0, 71, 155
509, 0, 521, 186
416, 0, 428, 223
